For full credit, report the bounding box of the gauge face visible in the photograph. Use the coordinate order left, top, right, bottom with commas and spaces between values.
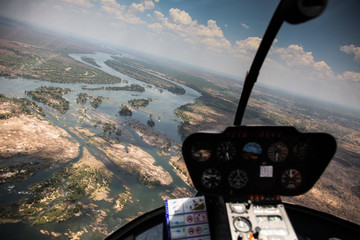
281, 169, 302, 189
230, 203, 246, 213
191, 144, 212, 162
267, 141, 289, 162
201, 168, 221, 188
216, 141, 237, 161
243, 142, 262, 160
233, 217, 251, 232
228, 169, 248, 189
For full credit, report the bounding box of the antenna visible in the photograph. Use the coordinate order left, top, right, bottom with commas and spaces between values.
233, 0, 327, 126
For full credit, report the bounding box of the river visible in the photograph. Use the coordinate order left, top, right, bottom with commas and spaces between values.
0, 52, 201, 239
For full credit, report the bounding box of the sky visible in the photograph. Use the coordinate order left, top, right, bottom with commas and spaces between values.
0, 0, 359, 109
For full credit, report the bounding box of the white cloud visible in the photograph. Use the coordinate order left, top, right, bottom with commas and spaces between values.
149, 9, 230, 53
62, 0, 94, 8
340, 44, 360, 62
130, 3, 145, 13
100, 0, 157, 25
275, 44, 314, 66
147, 22, 163, 31
337, 71, 360, 82
154, 10, 165, 19
144, 0, 155, 10
240, 23, 249, 29
169, 8, 194, 25
272, 44, 335, 80
234, 37, 262, 56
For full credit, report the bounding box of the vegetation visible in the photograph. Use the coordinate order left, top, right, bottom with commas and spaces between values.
81, 56, 100, 68
0, 149, 113, 226
128, 98, 152, 108
105, 58, 185, 95
105, 84, 145, 92
114, 185, 132, 212
0, 45, 123, 84
81, 86, 104, 91
90, 96, 104, 108
102, 122, 122, 136
0, 94, 45, 118
76, 92, 91, 104
26, 86, 72, 113
119, 104, 132, 116
0, 161, 43, 184
81, 84, 145, 92
109, 55, 221, 93
147, 114, 155, 127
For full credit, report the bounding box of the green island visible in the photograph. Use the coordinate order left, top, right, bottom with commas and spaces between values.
26, 86, 73, 114
118, 104, 132, 116
105, 84, 145, 92
128, 98, 152, 108
105, 57, 185, 95
76, 93, 92, 105
81, 84, 145, 92
102, 122, 122, 136
90, 96, 104, 109
81, 56, 100, 68
76, 93, 105, 109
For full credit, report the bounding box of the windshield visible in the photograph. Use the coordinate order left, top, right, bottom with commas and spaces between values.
0, 0, 359, 239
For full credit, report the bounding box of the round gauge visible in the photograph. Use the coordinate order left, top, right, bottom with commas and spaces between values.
267, 141, 289, 162
191, 144, 212, 162
233, 217, 251, 232
201, 168, 222, 188
293, 142, 309, 161
281, 169, 302, 190
242, 142, 262, 160
228, 169, 248, 189
230, 203, 246, 213
216, 141, 237, 161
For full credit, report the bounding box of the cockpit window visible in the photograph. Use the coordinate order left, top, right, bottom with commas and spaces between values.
0, 0, 359, 239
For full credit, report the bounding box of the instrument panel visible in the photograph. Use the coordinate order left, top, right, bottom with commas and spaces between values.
182, 126, 336, 197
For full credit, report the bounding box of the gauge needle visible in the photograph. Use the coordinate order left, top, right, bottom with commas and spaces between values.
276, 152, 279, 161
226, 152, 229, 160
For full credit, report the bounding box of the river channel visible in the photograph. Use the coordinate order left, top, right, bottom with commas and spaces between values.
0, 52, 201, 239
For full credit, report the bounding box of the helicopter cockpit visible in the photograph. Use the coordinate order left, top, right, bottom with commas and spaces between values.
106, 0, 360, 239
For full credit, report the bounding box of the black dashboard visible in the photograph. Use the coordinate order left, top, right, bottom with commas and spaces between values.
182, 126, 337, 197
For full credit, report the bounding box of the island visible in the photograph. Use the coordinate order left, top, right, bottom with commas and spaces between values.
26, 86, 73, 114
81, 84, 145, 92
81, 56, 101, 68
128, 98, 152, 108
119, 104, 132, 116
105, 57, 185, 95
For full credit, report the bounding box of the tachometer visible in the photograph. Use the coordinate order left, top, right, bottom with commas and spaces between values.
228, 169, 248, 189
281, 169, 302, 190
267, 141, 289, 162
216, 141, 237, 162
201, 168, 222, 188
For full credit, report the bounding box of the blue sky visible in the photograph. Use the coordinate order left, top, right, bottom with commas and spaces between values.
0, 0, 359, 108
